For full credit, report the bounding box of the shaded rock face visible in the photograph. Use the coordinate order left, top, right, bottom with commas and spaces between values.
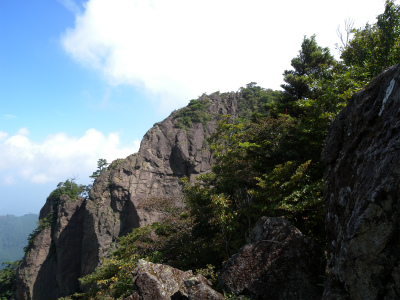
15, 195, 86, 300
218, 216, 323, 300
322, 63, 400, 300
126, 259, 224, 300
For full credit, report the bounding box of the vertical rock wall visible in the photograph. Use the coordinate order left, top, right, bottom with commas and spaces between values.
322, 64, 400, 299
15, 195, 86, 300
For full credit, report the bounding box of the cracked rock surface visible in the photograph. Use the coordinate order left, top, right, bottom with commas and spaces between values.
125, 259, 224, 300
322, 63, 400, 300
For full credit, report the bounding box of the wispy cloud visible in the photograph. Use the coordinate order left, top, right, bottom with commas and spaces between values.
2, 114, 17, 120
0, 128, 140, 185
58, 0, 83, 15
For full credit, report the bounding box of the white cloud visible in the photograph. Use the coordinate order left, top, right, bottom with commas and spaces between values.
0, 132, 8, 141
0, 128, 139, 186
61, 0, 383, 112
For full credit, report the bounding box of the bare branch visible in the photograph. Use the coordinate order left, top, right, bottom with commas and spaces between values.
335, 18, 355, 55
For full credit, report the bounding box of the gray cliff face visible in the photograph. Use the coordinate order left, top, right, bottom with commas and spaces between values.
15, 195, 86, 300
322, 63, 400, 299
15, 92, 240, 299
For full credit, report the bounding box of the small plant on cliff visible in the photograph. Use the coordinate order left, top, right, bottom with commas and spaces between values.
173, 97, 211, 130
89, 159, 109, 180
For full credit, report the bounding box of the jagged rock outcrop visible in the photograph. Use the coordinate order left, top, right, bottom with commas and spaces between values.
218, 216, 323, 300
15, 92, 241, 299
125, 259, 224, 300
80, 93, 239, 277
15, 195, 86, 300
322, 63, 400, 299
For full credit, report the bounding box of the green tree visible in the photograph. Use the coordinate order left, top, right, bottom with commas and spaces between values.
0, 261, 19, 300
279, 35, 336, 116
89, 159, 109, 180
341, 0, 400, 78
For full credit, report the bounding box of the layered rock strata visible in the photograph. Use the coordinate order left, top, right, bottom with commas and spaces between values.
322, 63, 400, 299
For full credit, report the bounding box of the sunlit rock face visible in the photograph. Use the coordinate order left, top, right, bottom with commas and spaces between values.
322, 63, 400, 300
126, 259, 224, 300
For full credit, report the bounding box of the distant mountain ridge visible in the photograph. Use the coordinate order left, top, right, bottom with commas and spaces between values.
0, 214, 38, 267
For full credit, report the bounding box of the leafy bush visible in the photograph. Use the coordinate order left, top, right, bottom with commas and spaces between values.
0, 261, 19, 300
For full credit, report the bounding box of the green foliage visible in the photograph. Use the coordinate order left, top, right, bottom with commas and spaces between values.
183, 112, 327, 259
173, 98, 211, 130
341, 0, 400, 79
278, 35, 335, 116
90, 159, 109, 180
0, 260, 19, 300
237, 83, 281, 121
49, 179, 87, 202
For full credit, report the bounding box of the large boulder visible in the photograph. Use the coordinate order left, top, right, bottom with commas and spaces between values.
322, 63, 400, 299
126, 259, 224, 300
218, 216, 323, 300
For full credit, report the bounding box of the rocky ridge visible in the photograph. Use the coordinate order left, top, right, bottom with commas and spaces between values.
15, 92, 241, 300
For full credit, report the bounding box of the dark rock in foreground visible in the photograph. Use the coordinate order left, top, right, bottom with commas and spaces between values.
322, 63, 400, 299
125, 259, 224, 300
218, 216, 323, 300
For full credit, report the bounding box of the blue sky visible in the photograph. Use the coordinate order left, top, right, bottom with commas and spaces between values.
0, 0, 385, 216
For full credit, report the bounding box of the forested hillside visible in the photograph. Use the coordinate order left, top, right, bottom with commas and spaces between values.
0, 214, 38, 266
